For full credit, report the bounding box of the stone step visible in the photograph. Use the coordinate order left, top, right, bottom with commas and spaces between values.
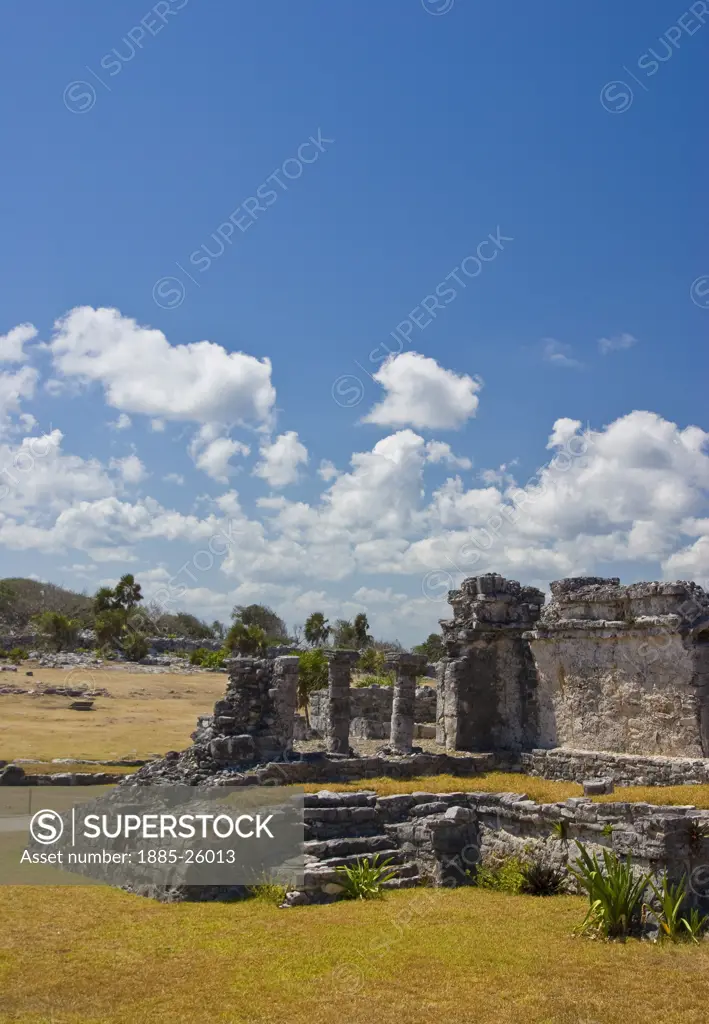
303, 834, 394, 860
382, 874, 423, 890
313, 848, 409, 871
303, 859, 420, 890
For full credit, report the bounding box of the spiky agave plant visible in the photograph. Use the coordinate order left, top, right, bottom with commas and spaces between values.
569, 841, 651, 939
334, 855, 397, 900
645, 873, 709, 943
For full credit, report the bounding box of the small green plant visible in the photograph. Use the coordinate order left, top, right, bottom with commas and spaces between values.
0, 648, 8, 659
569, 841, 651, 940
8, 647, 28, 662
645, 874, 689, 941
687, 819, 709, 848
550, 820, 568, 842
644, 873, 709, 943
474, 857, 525, 894
519, 859, 568, 896
601, 823, 614, 838
247, 879, 287, 905
334, 855, 397, 900
682, 907, 709, 943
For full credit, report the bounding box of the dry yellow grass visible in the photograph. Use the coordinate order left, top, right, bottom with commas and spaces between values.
1, 885, 708, 1024
0, 664, 226, 762
303, 773, 709, 809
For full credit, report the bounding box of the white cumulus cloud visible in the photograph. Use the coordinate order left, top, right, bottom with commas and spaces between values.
49, 306, 276, 427
362, 352, 481, 430
253, 431, 308, 488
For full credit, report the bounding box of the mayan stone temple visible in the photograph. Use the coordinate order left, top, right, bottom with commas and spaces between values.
437, 573, 709, 761
436, 574, 545, 752
527, 577, 709, 757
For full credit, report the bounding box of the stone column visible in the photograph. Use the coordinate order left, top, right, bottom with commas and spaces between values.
271, 655, 300, 756
324, 650, 358, 755
390, 654, 427, 753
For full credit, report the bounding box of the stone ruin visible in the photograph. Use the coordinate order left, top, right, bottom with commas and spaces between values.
107, 575, 709, 907
528, 577, 709, 757
437, 574, 544, 753
437, 573, 709, 760
310, 682, 436, 740
135, 571, 709, 791
192, 656, 300, 766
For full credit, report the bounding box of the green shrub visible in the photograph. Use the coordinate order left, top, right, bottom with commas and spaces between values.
474, 857, 525, 894
353, 672, 395, 688
569, 841, 651, 939
189, 647, 228, 669
335, 855, 397, 900
357, 648, 385, 674
297, 649, 328, 725
121, 632, 150, 662
31, 611, 81, 652
0, 649, 8, 659
9, 647, 28, 662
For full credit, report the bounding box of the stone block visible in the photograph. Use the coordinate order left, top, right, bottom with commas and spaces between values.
583, 777, 615, 796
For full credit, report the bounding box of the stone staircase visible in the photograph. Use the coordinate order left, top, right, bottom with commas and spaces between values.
301, 790, 424, 897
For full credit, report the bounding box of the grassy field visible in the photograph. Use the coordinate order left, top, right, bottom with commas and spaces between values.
1, 885, 708, 1024
304, 773, 709, 809
0, 665, 226, 762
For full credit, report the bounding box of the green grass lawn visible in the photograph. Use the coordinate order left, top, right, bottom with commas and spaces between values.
1, 885, 708, 1024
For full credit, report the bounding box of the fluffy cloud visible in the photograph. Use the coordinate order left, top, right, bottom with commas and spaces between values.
0, 324, 37, 363
598, 332, 638, 354
108, 413, 132, 431
110, 454, 148, 485
1, 395, 708, 644
189, 428, 251, 484
362, 352, 481, 430
542, 339, 583, 369
253, 432, 308, 488
49, 306, 276, 427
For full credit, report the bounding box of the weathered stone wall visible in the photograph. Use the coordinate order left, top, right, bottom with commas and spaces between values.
310, 685, 437, 739
196, 656, 299, 766
298, 788, 709, 909
521, 747, 709, 786
437, 574, 544, 752
527, 578, 709, 757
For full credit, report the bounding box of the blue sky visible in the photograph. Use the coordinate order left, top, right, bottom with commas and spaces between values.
0, 0, 707, 644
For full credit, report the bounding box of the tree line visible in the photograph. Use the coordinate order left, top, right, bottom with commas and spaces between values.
0, 575, 445, 663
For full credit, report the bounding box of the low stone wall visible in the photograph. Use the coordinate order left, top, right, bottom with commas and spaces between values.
148, 636, 222, 653
0, 765, 126, 785
310, 685, 437, 739
297, 787, 709, 908
522, 747, 709, 786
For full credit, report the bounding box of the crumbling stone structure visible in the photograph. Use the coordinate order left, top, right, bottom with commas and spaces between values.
527, 578, 709, 757
324, 650, 358, 754
195, 656, 299, 765
389, 653, 427, 754
310, 685, 436, 739
437, 574, 544, 752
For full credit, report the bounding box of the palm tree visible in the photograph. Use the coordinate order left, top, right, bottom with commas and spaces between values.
304, 611, 331, 647
113, 574, 143, 613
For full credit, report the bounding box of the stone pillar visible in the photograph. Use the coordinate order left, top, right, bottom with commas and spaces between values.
324, 650, 358, 755
271, 655, 300, 756
390, 654, 427, 753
